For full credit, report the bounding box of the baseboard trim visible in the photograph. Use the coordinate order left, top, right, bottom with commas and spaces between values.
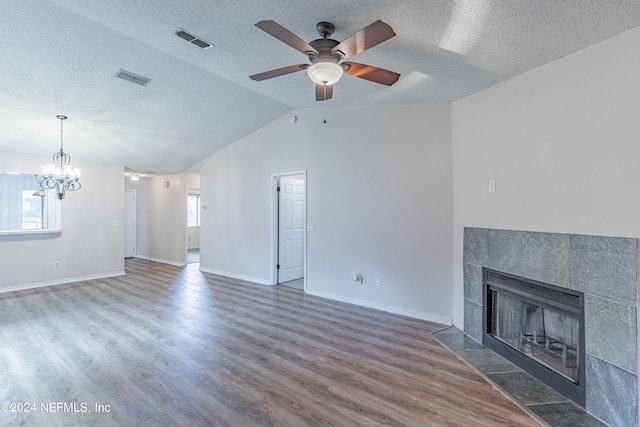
0, 271, 126, 294
135, 255, 186, 267
199, 267, 271, 286
305, 289, 452, 325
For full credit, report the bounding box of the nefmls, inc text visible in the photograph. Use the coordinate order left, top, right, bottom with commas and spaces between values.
40, 402, 111, 413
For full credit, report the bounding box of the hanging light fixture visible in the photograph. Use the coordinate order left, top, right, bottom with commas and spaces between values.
306, 61, 344, 86
36, 115, 81, 200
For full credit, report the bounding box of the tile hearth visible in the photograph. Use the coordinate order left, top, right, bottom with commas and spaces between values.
433, 326, 607, 427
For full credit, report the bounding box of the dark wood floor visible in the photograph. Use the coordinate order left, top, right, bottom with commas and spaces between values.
0, 259, 545, 426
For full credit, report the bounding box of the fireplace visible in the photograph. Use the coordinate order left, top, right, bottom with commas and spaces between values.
482, 269, 585, 405
463, 228, 638, 427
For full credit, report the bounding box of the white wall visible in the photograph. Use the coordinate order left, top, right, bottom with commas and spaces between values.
145, 174, 183, 264
0, 151, 124, 290
198, 104, 453, 323
451, 27, 640, 325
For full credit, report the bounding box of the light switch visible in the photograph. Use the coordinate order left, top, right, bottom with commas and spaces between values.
489, 180, 496, 193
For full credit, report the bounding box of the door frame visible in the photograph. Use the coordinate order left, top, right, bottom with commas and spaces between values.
271, 170, 307, 289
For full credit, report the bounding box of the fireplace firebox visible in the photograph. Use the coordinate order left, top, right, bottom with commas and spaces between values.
483, 269, 585, 406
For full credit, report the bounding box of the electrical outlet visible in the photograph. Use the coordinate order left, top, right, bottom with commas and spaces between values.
53, 261, 60, 268
375, 278, 381, 287
226, 256, 231, 263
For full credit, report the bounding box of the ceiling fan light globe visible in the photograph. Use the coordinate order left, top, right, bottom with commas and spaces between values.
307, 62, 343, 85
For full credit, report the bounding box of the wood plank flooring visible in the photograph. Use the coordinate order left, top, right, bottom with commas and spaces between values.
0, 259, 546, 426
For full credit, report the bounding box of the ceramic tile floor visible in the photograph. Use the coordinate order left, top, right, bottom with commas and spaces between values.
433, 326, 608, 427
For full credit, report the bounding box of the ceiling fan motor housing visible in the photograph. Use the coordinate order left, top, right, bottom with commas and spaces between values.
308, 38, 342, 64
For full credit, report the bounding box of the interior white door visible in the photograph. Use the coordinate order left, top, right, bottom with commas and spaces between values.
278, 176, 305, 283
125, 190, 136, 258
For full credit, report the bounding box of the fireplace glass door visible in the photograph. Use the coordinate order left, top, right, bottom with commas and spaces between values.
489, 289, 579, 383
483, 270, 585, 405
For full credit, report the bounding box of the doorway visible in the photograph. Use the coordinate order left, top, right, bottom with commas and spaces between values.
186, 186, 201, 264
272, 172, 306, 289
125, 189, 136, 258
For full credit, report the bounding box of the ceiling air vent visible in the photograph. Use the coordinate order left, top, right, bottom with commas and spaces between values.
115, 69, 151, 86
175, 28, 213, 49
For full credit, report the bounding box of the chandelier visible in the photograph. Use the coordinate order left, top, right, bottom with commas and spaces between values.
36, 115, 81, 200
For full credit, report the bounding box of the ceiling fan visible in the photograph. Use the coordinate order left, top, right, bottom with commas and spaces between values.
249, 20, 400, 101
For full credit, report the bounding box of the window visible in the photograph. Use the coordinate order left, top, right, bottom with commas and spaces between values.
1, 172, 58, 232
187, 193, 200, 227
21, 190, 45, 229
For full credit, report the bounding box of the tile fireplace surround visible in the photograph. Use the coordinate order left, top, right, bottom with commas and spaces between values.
463, 228, 638, 427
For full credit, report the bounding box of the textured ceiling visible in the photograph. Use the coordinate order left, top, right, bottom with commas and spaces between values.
2, 0, 640, 174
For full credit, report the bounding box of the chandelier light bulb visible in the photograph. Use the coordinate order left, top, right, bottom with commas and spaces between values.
307, 62, 344, 86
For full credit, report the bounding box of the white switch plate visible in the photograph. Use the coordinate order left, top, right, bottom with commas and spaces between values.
489, 180, 496, 193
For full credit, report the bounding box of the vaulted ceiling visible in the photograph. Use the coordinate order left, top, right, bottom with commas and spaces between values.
2, 1, 640, 175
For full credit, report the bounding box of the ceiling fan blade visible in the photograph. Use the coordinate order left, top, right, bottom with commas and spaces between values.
331, 20, 396, 59
343, 62, 400, 86
249, 64, 308, 81
316, 84, 333, 101
255, 21, 319, 56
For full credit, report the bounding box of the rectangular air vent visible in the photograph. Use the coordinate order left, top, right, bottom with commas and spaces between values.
115, 69, 151, 86
175, 28, 213, 49
175, 30, 195, 42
